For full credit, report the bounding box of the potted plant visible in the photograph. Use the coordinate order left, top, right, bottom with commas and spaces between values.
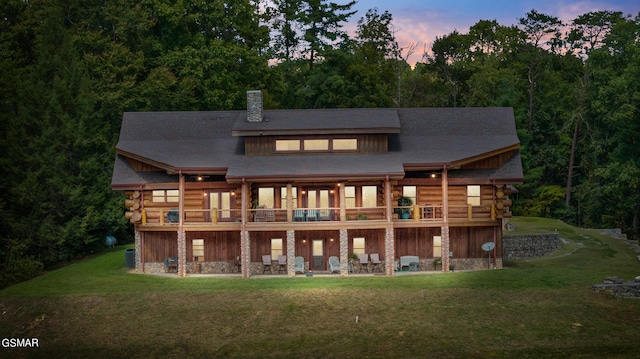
397, 196, 413, 219
432, 258, 442, 270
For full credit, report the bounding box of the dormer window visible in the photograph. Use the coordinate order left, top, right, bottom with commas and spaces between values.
303, 139, 329, 151
274, 138, 357, 153
333, 139, 358, 150
275, 139, 300, 151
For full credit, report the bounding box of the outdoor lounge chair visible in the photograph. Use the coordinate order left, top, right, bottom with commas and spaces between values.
293, 257, 304, 274
262, 255, 272, 273
265, 208, 276, 222
277, 255, 287, 273
294, 256, 305, 274
294, 209, 306, 221
399, 255, 420, 271
328, 256, 340, 273
319, 209, 332, 221
254, 205, 266, 222
306, 209, 318, 221
370, 253, 382, 272
358, 253, 369, 273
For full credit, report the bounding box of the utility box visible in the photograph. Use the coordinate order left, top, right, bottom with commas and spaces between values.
125, 248, 135, 268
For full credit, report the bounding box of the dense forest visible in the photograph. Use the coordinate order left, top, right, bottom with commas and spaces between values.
1, 0, 638, 287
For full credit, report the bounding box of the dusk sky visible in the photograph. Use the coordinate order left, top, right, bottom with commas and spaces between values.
346, 0, 640, 63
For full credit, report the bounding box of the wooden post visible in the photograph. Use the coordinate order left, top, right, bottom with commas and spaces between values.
178, 171, 186, 278
441, 166, 450, 272
286, 184, 293, 222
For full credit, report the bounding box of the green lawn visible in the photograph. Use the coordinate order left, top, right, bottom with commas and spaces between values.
2, 217, 640, 358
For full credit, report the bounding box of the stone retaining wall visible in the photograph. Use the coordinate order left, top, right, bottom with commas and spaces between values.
502, 233, 560, 261
592, 277, 640, 298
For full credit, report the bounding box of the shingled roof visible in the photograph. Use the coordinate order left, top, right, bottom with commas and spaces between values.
112, 107, 523, 187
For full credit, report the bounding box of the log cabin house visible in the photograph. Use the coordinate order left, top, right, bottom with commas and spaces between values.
111, 90, 523, 277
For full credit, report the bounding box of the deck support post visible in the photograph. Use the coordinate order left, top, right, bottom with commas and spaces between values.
385, 176, 395, 276
441, 166, 450, 273
241, 179, 250, 278
340, 229, 348, 275
287, 230, 295, 277
178, 171, 186, 278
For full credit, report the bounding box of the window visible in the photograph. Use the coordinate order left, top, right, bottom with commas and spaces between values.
467, 185, 481, 206
403, 186, 417, 206
345, 186, 356, 208
433, 236, 442, 257
353, 237, 365, 255
303, 139, 329, 151
275, 140, 300, 151
280, 187, 297, 209
193, 239, 204, 261
362, 186, 377, 208
271, 238, 283, 259
209, 191, 232, 220
152, 189, 179, 203
333, 139, 357, 150
258, 187, 274, 208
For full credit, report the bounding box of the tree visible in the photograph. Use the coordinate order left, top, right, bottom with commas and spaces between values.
299, 0, 356, 69
269, 0, 304, 60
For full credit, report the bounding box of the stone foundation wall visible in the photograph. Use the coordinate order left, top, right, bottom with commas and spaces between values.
448, 258, 503, 271
503, 233, 560, 261
143, 261, 240, 274
592, 277, 640, 298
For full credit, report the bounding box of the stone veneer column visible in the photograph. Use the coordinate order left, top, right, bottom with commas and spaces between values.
441, 225, 450, 272
287, 230, 295, 277
241, 230, 250, 278
340, 229, 348, 276
134, 230, 141, 272
177, 230, 186, 278
385, 226, 395, 276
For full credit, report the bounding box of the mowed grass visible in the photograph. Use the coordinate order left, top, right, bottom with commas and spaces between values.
2, 217, 640, 358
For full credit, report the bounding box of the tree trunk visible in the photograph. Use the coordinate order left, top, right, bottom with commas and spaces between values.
566, 120, 579, 207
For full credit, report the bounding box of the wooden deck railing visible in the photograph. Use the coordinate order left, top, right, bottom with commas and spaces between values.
139, 203, 497, 226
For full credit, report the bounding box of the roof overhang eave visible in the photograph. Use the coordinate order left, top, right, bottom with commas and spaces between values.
226, 173, 405, 183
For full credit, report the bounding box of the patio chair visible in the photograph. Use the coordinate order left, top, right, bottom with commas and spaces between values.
328, 256, 340, 274
319, 209, 332, 221
265, 208, 276, 222
370, 253, 382, 272
306, 209, 318, 221
254, 205, 266, 222
358, 253, 369, 273
262, 254, 272, 274
277, 255, 287, 273
294, 209, 306, 221
294, 256, 305, 274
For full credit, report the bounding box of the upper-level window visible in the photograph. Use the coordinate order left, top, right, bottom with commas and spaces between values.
403, 186, 417, 206
333, 139, 357, 150
345, 186, 356, 208
467, 185, 481, 206
258, 187, 275, 207
362, 186, 377, 208
280, 187, 298, 209
304, 139, 329, 151
275, 140, 300, 152
152, 189, 179, 203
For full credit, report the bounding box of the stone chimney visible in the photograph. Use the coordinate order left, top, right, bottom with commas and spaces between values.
246, 90, 263, 122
